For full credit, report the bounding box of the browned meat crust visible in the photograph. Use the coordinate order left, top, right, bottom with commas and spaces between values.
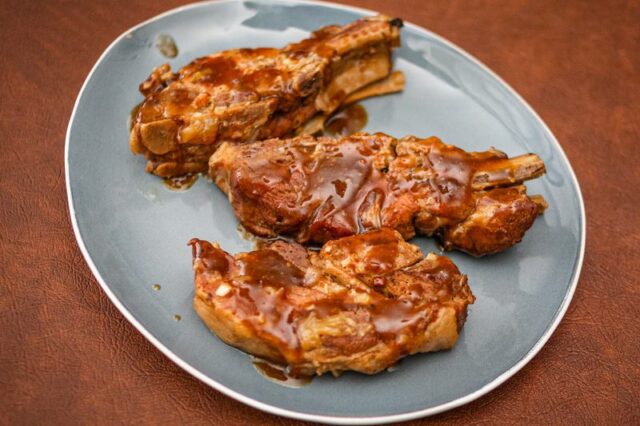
129, 15, 402, 177
190, 229, 474, 376
210, 133, 547, 256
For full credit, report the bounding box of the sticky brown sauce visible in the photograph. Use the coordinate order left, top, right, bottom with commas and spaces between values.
163, 174, 198, 191
324, 103, 368, 137
229, 249, 303, 358
251, 357, 312, 388
372, 299, 427, 338
323, 229, 401, 277
419, 143, 476, 220
156, 33, 178, 58
190, 239, 302, 359
190, 234, 463, 381
366, 243, 399, 274
230, 135, 491, 244
128, 102, 142, 131
245, 134, 391, 243
240, 250, 305, 288
181, 51, 287, 95
184, 56, 240, 86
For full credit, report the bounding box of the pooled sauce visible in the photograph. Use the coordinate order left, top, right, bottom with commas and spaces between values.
163, 174, 198, 191
251, 357, 312, 388
156, 33, 178, 58
324, 103, 368, 137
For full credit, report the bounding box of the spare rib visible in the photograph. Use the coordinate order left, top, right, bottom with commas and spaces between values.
190, 228, 474, 376
129, 15, 403, 177
210, 133, 547, 256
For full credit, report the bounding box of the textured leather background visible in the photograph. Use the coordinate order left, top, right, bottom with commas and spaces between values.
1, 0, 639, 424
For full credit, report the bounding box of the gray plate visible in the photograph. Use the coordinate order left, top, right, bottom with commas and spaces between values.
65, 0, 586, 423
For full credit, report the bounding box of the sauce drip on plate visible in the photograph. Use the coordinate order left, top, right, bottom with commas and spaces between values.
251, 357, 312, 388
163, 174, 198, 191
324, 103, 368, 137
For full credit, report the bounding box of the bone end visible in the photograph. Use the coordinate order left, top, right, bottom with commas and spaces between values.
472, 153, 546, 190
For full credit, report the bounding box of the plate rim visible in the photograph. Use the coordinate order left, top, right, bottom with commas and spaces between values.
64, 0, 586, 423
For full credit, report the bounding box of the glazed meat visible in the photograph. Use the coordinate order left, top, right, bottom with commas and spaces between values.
129, 15, 402, 177
210, 133, 547, 256
190, 229, 474, 376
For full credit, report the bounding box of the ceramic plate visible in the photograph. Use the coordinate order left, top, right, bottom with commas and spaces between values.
65, 0, 585, 423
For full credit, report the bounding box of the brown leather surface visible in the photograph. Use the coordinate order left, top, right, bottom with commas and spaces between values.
1, 0, 638, 423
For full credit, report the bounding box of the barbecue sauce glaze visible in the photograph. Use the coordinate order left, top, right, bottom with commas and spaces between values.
189, 229, 467, 381
228, 134, 507, 243
130, 17, 402, 178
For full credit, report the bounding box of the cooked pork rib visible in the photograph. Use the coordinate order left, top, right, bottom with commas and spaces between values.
191, 228, 474, 376
210, 133, 547, 256
129, 15, 402, 177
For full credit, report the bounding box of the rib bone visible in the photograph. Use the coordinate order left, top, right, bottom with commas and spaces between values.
472, 153, 546, 190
